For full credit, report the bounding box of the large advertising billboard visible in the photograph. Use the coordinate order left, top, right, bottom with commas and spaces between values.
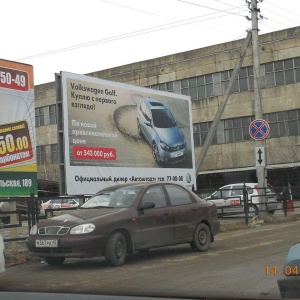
0, 59, 37, 196
60, 72, 196, 195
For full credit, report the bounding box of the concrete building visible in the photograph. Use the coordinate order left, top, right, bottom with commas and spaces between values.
34, 26, 300, 192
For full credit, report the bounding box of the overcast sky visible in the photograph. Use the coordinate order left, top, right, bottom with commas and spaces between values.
2, 0, 300, 85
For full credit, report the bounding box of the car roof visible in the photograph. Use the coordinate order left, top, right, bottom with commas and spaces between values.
95, 182, 191, 195
219, 183, 258, 189
142, 98, 166, 109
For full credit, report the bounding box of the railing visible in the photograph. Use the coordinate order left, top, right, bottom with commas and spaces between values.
0, 195, 86, 250
196, 185, 300, 224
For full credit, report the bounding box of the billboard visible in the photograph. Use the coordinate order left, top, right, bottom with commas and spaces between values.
60, 72, 196, 195
0, 59, 37, 196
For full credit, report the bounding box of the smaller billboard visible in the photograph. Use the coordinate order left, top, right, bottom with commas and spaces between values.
0, 59, 37, 197
60, 72, 196, 195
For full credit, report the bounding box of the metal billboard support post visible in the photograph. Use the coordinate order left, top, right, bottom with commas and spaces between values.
9, 200, 17, 253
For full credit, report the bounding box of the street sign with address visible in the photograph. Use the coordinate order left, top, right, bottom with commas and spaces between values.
249, 119, 270, 140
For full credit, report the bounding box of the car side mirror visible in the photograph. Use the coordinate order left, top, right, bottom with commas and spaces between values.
138, 201, 155, 210
145, 120, 151, 127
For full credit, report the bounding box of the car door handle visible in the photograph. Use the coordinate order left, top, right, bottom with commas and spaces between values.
192, 208, 197, 211
163, 212, 169, 215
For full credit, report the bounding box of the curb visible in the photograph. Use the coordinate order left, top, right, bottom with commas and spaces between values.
5, 260, 27, 267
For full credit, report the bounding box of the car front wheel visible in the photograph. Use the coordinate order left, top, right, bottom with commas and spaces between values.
191, 223, 211, 252
105, 232, 127, 267
44, 257, 65, 266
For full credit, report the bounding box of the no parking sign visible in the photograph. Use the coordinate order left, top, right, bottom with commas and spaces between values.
249, 119, 270, 140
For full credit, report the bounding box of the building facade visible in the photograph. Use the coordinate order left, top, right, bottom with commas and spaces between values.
34, 26, 300, 191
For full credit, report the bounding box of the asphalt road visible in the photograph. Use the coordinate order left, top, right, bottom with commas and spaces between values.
1, 220, 299, 299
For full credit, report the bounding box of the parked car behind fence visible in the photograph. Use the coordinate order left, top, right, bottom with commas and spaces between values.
204, 183, 279, 217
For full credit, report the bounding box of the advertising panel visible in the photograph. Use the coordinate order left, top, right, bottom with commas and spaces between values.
0, 59, 37, 196
61, 72, 196, 195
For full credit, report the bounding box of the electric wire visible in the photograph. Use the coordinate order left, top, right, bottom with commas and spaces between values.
16, 5, 247, 61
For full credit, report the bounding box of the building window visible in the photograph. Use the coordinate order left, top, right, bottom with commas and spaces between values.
194, 109, 300, 146
36, 145, 46, 165
193, 121, 217, 146
265, 109, 300, 137
151, 57, 300, 104
180, 74, 214, 100
35, 107, 45, 127
265, 58, 299, 88
221, 67, 253, 94
49, 105, 57, 124
150, 82, 174, 92
224, 116, 254, 143
295, 57, 300, 82
51, 144, 58, 163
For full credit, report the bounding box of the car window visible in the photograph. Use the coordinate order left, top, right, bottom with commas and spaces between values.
151, 109, 176, 128
246, 186, 254, 194
140, 186, 167, 208
231, 185, 243, 196
145, 106, 151, 122
219, 188, 230, 198
81, 186, 142, 208
165, 185, 192, 205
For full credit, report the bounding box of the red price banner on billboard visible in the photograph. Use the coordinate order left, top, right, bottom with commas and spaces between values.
0, 66, 29, 91
0, 120, 34, 168
73, 146, 116, 161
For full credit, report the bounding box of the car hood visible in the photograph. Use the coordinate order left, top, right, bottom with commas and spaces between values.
155, 126, 185, 146
37, 208, 127, 227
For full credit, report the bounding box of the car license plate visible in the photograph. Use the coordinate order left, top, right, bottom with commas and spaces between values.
174, 151, 183, 158
36, 239, 58, 248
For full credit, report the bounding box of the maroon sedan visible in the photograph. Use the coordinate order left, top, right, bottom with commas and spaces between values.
26, 182, 220, 267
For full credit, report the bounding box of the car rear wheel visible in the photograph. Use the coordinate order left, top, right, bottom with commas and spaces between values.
152, 142, 161, 164
44, 257, 65, 266
105, 232, 127, 267
46, 210, 54, 218
191, 223, 211, 252
247, 204, 259, 217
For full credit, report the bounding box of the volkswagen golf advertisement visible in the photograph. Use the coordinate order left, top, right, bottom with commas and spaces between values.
58, 71, 196, 195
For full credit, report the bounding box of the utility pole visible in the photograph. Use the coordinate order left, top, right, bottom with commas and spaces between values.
251, 0, 267, 217
195, 31, 252, 174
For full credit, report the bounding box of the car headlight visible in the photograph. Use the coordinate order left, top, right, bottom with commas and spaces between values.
160, 141, 170, 151
30, 225, 37, 235
70, 224, 95, 234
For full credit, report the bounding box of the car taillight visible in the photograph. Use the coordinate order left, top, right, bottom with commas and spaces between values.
254, 185, 259, 193
230, 199, 240, 206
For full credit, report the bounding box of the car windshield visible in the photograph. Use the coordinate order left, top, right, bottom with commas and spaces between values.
81, 186, 142, 208
151, 109, 177, 128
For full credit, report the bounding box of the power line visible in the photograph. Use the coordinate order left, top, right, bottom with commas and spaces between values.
177, 0, 246, 17
263, 7, 299, 27
16, 5, 247, 61
266, 1, 300, 18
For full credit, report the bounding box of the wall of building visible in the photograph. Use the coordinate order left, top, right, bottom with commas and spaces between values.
33, 26, 300, 185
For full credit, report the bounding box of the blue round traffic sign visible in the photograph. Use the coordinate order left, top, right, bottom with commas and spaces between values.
249, 119, 270, 140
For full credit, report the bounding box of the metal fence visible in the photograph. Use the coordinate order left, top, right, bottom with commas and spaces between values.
0, 195, 86, 245
195, 184, 300, 224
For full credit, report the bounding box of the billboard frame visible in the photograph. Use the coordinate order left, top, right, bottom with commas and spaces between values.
57, 71, 196, 196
